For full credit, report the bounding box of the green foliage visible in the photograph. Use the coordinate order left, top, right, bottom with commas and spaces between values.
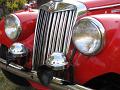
0, 0, 29, 19
0, 0, 3, 4
6, 0, 27, 12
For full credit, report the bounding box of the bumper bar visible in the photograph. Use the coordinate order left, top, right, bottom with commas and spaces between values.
0, 58, 92, 90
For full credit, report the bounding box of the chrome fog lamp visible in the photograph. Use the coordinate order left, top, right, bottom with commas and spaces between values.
9, 43, 28, 58
46, 52, 68, 71
72, 17, 105, 55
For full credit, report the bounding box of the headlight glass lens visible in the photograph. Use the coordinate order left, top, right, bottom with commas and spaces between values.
72, 17, 104, 55
5, 14, 22, 40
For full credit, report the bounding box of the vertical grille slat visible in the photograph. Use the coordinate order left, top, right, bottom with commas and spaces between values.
33, 4, 77, 69
51, 12, 61, 53
66, 10, 77, 52
59, 11, 68, 52
41, 12, 50, 63
55, 12, 65, 51
63, 10, 74, 53
47, 13, 57, 57
37, 10, 45, 64
62, 11, 71, 53
34, 10, 45, 65
39, 11, 49, 64
44, 13, 54, 61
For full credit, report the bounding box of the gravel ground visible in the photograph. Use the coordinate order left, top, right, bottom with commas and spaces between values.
0, 70, 35, 90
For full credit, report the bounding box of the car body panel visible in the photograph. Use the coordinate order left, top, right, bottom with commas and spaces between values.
0, 9, 37, 47
79, 0, 120, 9
0, 0, 120, 89
71, 14, 120, 84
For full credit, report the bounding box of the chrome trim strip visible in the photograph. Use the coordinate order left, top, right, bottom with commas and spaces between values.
32, 6, 41, 70
63, 0, 87, 15
0, 58, 92, 90
40, 1, 77, 12
88, 4, 120, 11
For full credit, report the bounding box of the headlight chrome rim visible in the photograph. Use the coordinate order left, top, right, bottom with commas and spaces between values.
72, 17, 105, 55
5, 14, 22, 41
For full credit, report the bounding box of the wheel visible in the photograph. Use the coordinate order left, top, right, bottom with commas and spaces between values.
99, 84, 120, 90
0, 45, 30, 86
84, 73, 120, 90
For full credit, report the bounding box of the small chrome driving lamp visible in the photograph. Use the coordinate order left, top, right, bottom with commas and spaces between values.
46, 52, 68, 71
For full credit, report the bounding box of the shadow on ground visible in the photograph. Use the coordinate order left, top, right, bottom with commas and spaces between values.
0, 70, 35, 90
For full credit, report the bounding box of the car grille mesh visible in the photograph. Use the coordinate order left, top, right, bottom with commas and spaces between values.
33, 8, 76, 69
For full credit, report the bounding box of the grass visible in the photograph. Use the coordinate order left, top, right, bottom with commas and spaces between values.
0, 70, 35, 90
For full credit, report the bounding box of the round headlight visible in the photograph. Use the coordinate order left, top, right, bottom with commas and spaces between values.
5, 14, 22, 40
72, 17, 105, 55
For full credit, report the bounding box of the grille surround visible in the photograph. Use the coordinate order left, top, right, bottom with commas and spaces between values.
33, 1, 77, 70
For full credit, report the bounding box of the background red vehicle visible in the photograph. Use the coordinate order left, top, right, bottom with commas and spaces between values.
0, 0, 120, 90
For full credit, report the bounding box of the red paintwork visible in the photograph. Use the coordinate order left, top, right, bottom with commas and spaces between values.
79, 0, 120, 9
1, 0, 120, 89
15, 9, 38, 41
71, 14, 120, 84
0, 18, 13, 47
0, 9, 37, 47
28, 81, 50, 90
21, 33, 34, 69
87, 6, 120, 15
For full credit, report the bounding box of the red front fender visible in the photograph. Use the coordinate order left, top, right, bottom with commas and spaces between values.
0, 9, 38, 47
69, 14, 120, 84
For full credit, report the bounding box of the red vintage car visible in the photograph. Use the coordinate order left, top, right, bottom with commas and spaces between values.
0, 0, 120, 89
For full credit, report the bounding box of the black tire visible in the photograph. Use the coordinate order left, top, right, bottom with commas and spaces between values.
84, 73, 120, 90
0, 45, 30, 87
98, 83, 120, 90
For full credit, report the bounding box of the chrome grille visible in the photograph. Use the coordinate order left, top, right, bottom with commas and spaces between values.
33, 2, 77, 69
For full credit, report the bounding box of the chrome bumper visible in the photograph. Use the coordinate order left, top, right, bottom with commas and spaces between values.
0, 58, 92, 90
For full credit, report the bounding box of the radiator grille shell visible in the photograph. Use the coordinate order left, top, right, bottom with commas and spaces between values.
33, 2, 77, 69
